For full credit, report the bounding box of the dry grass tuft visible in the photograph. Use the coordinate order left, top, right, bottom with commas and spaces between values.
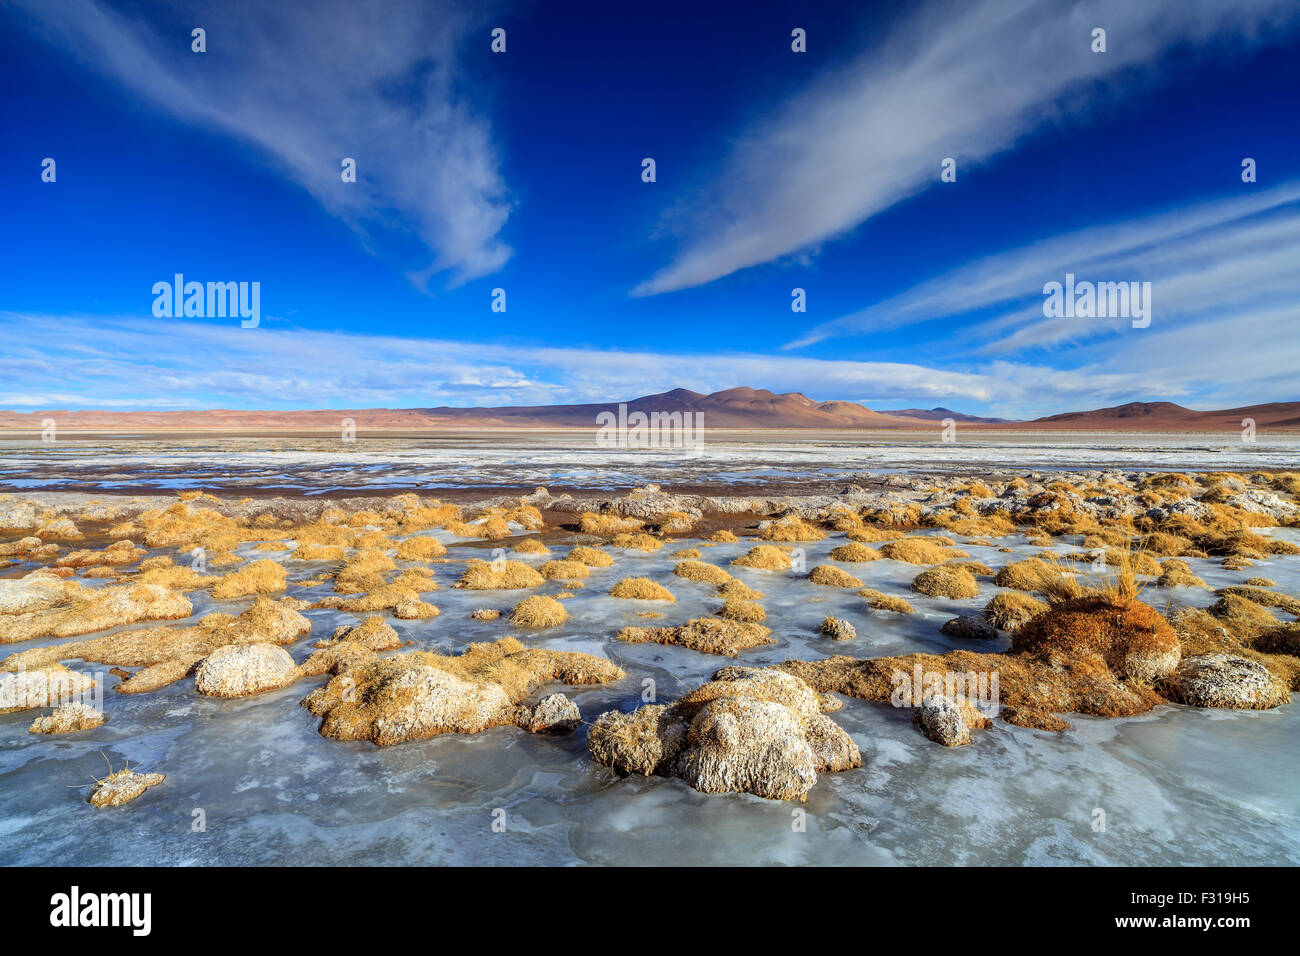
880, 537, 968, 565
454, 559, 545, 590
829, 542, 881, 562
910, 564, 979, 599
808, 565, 863, 588
395, 536, 448, 561
616, 617, 774, 657
673, 560, 734, 587
568, 545, 614, 567
539, 559, 590, 580
510, 595, 570, 627
760, 517, 827, 542
984, 591, 1048, 631
580, 512, 643, 535
857, 589, 914, 614
211, 558, 287, 600
610, 577, 676, 601
731, 545, 792, 571
717, 598, 766, 623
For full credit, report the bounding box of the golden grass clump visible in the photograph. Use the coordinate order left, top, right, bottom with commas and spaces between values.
291, 542, 347, 562
539, 559, 590, 580
709, 529, 739, 543
302, 638, 625, 745
880, 537, 968, 565
992, 556, 1083, 601
717, 598, 766, 623
829, 542, 881, 562
1244, 577, 1276, 587
672, 560, 734, 587
984, 591, 1048, 632
731, 545, 792, 570
858, 588, 915, 614
610, 532, 664, 552
610, 577, 676, 601
1214, 585, 1300, 616
510, 595, 570, 628
1156, 558, 1208, 589
846, 526, 906, 543
568, 545, 614, 567
673, 547, 702, 558
910, 564, 979, 599
580, 512, 643, 535
89, 768, 166, 807
616, 617, 774, 657
760, 517, 827, 542
333, 549, 397, 593
512, 538, 552, 555
208, 558, 288, 600
808, 565, 863, 588
454, 559, 545, 590
471, 608, 501, 621
717, 578, 765, 601
1012, 594, 1180, 682
395, 536, 448, 561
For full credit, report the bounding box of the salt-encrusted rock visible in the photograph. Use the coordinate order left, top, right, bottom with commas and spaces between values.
320, 616, 401, 651
89, 770, 165, 807
0, 500, 43, 532
1164, 653, 1290, 710
0, 536, 42, 557
195, 643, 299, 698
941, 615, 999, 641
0, 571, 84, 615
516, 693, 581, 733
0, 581, 192, 643
0, 664, 96, 714
302, 638, 624, 745
29, 701, 105, 734
914, 693, 991, 747
588, 666, 860, 801
36, 517, 82, 540
819, 616, 857, 641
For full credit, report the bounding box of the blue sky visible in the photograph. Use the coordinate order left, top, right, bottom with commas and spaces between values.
1, 0, 1298, 417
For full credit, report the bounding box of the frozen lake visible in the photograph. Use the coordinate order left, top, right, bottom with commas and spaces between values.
1, 526, 1297, 866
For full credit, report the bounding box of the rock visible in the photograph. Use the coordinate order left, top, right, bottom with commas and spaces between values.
36, 517, 82, 540
0, 664, 96, 714
819, 616, 857, 641
914, 693, 991, 746
89, 770, 165, 807
29, 701, 105, 734
517, 693, 580, 732
0, 536, 42, 557
0, 581, 193, 643
588, 666, 860, 801
1164, 653, 1290, 710
319, 616, 401, 651
302, 638, 624, 745
941, 615, 998, 641
195, 643, 300, 698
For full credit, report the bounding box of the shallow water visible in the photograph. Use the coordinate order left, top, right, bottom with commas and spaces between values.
2, 432, 1297, 494
1, 526, 1296, 866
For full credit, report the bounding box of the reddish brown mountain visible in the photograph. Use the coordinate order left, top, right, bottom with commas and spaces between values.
0, 390, 1295, 431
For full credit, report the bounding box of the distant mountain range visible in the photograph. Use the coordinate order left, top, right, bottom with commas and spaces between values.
1, 389, 1296, 431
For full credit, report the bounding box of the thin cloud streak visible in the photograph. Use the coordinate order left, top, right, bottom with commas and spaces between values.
633, 0, 1300, 297
11, 0, 512, 286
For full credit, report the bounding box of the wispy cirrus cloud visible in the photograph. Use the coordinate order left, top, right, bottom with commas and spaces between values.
632, 0, 1300, 297
784, 181, 1300, 351
9, 0, 512, 286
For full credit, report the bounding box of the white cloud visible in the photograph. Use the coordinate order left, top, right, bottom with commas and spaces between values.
633, 0, 1300, 297
11, 0, 511, 285
785, 182, 1300, 351
2, 310, 1295, 419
